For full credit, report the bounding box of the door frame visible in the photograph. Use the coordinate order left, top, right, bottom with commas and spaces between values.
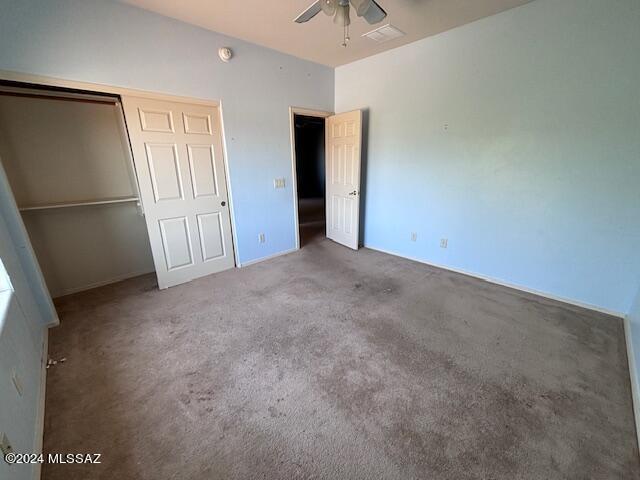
0, 69, 240, 268
288, 106, 332, 250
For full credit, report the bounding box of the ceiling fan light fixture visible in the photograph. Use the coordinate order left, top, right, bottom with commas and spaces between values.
320, 0, 337, 16
333, 4, 350, 27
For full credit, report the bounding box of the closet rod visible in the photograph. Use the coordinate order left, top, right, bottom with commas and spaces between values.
0, 91, 117, 105
19, 196, 139, 212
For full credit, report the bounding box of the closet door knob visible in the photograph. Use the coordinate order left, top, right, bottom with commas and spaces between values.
221, 201, 226, 207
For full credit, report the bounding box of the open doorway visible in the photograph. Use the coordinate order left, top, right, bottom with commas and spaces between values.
290, 108, 331, 248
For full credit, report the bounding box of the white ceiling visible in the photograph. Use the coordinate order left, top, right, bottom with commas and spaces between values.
119, 0, 534, 67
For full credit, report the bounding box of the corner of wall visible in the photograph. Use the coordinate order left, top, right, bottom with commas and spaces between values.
624, 315, 640, 452
624, 288, 640, 452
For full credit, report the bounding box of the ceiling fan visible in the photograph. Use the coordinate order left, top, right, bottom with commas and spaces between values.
295, 0, 387, 47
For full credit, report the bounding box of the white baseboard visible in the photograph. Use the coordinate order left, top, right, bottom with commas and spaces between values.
364, 245, 624, 319
239, 248, 298, 268
624, 317, 640, 452
33, 327, 48, 480
52, 269, 155, 298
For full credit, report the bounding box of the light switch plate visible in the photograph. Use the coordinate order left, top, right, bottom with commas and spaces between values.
273, 178, 285, 189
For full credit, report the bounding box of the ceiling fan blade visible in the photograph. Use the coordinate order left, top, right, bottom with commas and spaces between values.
351, 0, 387, 24
294, 1, 323, 23
349, 0, 369, 15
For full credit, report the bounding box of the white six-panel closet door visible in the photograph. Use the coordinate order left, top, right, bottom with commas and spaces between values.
122, 97, 235, 289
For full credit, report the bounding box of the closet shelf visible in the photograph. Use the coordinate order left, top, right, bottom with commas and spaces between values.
19, 196, 140, 212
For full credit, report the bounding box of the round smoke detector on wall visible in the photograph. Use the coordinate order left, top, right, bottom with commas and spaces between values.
218, 47, 233, 63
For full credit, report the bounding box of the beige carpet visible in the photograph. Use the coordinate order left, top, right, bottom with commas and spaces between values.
43, 237, 639, 479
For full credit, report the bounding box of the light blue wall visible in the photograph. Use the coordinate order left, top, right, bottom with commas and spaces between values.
0, 0, 334, 265
336, 0, 640, 314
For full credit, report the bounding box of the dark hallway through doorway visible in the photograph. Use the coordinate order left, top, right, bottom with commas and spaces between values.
294, 114, 325, 246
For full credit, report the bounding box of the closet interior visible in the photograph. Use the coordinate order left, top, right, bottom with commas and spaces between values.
0, 83, 154, 298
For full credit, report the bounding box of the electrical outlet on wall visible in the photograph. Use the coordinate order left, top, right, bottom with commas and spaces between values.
410, 232, 417, 242
273, 178, 285, 189
258, 233, 266, 244
440, 238, 448, 249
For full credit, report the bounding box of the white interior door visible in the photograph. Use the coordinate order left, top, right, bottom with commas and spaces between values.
122, 96, 235, 289
326, 110, 362, 250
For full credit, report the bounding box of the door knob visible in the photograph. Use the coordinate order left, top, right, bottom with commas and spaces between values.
221, 201, 226, 206
348, 190, 357, 196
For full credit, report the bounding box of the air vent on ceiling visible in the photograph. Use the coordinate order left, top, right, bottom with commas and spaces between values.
362, 24, 405, 43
